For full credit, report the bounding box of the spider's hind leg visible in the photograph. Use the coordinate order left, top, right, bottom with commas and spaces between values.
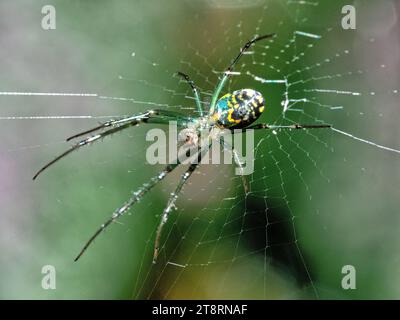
152, 144, 209, 263
247, 123, 332, 130
74, 160, 182, 261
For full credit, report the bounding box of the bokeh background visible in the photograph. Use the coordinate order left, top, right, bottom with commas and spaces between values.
0, 0, 399, 299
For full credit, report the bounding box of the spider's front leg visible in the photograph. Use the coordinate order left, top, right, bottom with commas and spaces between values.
33, 109, 191, 180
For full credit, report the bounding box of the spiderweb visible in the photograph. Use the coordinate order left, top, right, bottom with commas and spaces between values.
1, 0, 400, 299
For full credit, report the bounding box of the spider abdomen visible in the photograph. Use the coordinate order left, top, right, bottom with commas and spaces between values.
212, 89, 265, 129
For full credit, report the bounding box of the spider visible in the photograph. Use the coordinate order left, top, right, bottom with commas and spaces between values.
33, 33, 331, 263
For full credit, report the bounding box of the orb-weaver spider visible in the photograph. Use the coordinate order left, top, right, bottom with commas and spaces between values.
33, 33, 331, 263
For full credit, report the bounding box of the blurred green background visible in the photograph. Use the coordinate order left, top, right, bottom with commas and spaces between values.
0, 0, 399, 299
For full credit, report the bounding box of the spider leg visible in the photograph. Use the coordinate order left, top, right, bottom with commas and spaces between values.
176, 71, 204, 117
209, 33, 275, 114
247, 123, 332, 130
220, 140, 250, 194
33, 109, 190, 180
152, 144, 209, 263
74, 160, 182, 261
66, 109, 189, 141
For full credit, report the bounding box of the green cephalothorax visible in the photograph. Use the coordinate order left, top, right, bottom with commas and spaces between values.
212, 89, 265, 129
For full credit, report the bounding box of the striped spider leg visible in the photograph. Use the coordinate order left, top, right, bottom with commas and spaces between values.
153, 144, 210, 263
74, 157, 182, 261
75, 143, 210, 262
247, 123, 332, 130
32, 109, 191, 180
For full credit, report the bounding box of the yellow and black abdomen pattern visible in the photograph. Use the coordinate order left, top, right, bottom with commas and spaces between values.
212, 89, 265, 129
